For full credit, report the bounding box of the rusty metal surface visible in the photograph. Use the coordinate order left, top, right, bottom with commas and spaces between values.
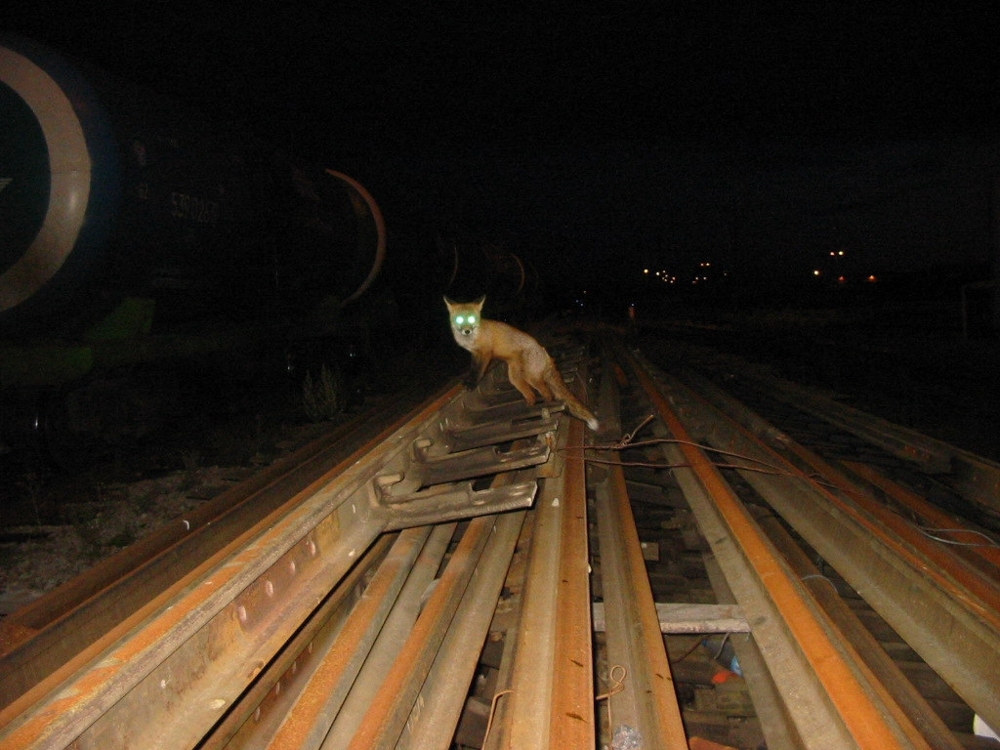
843, 460, 1000, 573
344, 514, 500, 750
198, 533, 398, 750
752, 506, 965, 750
262, 525, 434, 750
590, 364, 688, 748
740, 364, 1000, 513
2, 329, 996, 749
484, 417, 594, 750
546, 417, 595, 748
651, 353, 1000, 733
399, 509, 525, 750
592, 462, 689, 747
0, 372, 547, 749
624, 347, 931, 750
0, 389, 426, 710
591, 602, 749, 634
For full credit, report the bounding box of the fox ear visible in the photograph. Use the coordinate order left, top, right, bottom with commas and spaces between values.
474, 295, 486, 309
444, 296, 455, 308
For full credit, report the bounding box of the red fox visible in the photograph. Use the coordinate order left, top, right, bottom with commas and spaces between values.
445, 296, 599, 430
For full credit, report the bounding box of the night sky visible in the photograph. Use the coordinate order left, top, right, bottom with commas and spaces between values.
6, 3, 1000, 296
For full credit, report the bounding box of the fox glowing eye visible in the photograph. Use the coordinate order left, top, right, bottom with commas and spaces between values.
456, 316, 465, 325
468, 315, 476, 323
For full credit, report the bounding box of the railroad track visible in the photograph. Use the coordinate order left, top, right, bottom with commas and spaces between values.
0, 327, 998, 749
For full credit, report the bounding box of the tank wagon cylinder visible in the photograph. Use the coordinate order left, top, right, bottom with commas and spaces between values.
0, 34, 386, 341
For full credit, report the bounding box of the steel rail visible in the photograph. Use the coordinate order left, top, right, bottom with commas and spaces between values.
195, 532, 401, 749
677, 364, 1000, 628
843, 460, 1000, 573
592, 461, 689, 748
339, 449, 537, 750
485, 418, 594, 749
789, 446, 1000, 623
0, 387, 428, 710
5, 332, 993, 749
750, 505, 965, 750
737, 362, 1000, 517
589, 361, 688, 748
546, 416, 595, 748
700, 556, 805, 750
275, 407, 584, 749
318, 523, 457, 750
245, 524, 436, 750
663, 358, 1000, 731
397, 509, 525, 750
342, 512, 497, 750
0, 380, 543, 749
0, 390, 404, 635
622, 346, 930, 750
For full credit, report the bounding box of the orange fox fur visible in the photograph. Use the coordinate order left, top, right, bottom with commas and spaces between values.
445, 296, 598, 430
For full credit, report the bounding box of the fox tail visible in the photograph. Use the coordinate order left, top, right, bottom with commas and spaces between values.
546, 368, 599, 431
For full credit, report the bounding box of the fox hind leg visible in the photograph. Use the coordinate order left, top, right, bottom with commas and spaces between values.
529, 371, 554, 401
506, 358, 537, 405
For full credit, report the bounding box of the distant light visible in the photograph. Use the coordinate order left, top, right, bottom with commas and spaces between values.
644, 268, 649, 274
837, 275, 846, 284
813, 269, 821, 276
867, 274, 877, 283
838, 250, 845, 256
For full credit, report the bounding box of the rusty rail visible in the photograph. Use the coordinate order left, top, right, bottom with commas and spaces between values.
0, 386, 434, 710
622, 346, 930, 750
1, 330, 997, 749
649, 354, 1000, 734
588, 362, 688, 748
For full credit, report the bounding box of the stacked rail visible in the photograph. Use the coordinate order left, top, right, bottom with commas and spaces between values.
0, 330, 998, 749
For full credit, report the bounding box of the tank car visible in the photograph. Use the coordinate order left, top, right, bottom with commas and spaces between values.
0, 34, 386, 456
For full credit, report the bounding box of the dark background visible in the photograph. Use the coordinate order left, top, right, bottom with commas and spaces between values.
6, 3, 1000, 301
4, 4, 1000, 506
